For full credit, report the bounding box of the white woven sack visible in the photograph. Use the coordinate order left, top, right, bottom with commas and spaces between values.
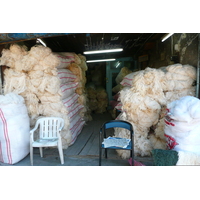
60, 82, 79, 100
54, 53, 75, 69
62, 93, 79, 111
115, 102, 122, 111
164, 96, 200, 153
69, 116, 85, 146
120, 71, 141, 87
57, 69, 77, 84
120, 73, 134, 87
0, 93, 30, 164
68, 103, 84, 121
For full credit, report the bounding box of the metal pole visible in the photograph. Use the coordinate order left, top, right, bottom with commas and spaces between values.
196, 34, 200, 98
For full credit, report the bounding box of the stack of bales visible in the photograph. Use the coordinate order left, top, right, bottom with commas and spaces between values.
86, 83, 98, 112
0, 44, 89, 148
114, 64, 196, 158
54, 52, 92, 122
86, 83, 108, 114
53, 52, 87, 145
95, 87, 108, 113
77, 54, 92, 121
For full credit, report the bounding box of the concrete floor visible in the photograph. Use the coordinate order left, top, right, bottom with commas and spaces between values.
0, 112, 154, 167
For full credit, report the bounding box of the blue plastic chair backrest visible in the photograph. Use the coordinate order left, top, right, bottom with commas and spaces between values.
104, 120, 133, 132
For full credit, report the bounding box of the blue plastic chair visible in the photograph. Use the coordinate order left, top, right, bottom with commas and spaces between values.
99, 120, 134, 166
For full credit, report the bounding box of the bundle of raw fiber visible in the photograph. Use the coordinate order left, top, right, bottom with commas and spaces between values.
67, 54, 90, 121
115, 112, 153, 158
67, 62, 86, 96
88, 98, 98, 112
1, 44, 87, 148
120, 90, 161, 130
3, 68, 27, 94
0, 44, 28, 69
91, 68, 104, 86
148, 118, 167, 150
67, 63, 83, 82
78, 93, 93, 121
114, 64, 197, 159
112, 84, 123, 93
95, 87, 108, 113
86, 83, 97, 99
86, 83, 97, 112
160, 64, 196, 93
55, 52, 89, 142
86, 84, 108, 114
78, 54, 88, 72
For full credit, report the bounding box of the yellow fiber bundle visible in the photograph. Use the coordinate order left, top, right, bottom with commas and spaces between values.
86, 87, 97, 99
115, 64, 197, 158
68, 63, 83, 82
88, 98, 98, 111
37, 92, 61, 103
112, 84, 123, 93
166, 64, 196, 79
95, 100, 108, 113
0, 44, 27, 69
115, 67, 132, 85
39, 53, 60, 70
2, 44, 89, 148
39, 102, 68, 116
131, 67, 166, 105
10, 44, 27, 55
29, 45, 52, 61
3, 68, 27, 94
78, 54, 88, 71
96, 87, 108, 100
114, 113, 153, 158
0, 49, 15, 67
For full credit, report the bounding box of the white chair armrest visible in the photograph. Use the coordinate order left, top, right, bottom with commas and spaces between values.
30, 122, 40, 142
58, 124, 64, 132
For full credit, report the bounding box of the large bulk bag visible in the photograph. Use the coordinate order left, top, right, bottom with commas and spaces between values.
164, 96, 200, 153
0, 93, 30, 164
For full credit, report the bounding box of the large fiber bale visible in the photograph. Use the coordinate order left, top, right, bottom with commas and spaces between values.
114, 64, 197, 158
1, 44, 89, 148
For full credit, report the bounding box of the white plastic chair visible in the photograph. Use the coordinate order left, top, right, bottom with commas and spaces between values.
30, 117, 65, 166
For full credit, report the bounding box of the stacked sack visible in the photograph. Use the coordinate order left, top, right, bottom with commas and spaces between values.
114, 64, 196, 158
165, 96, 200, 165
54, 52, 92, 122
0, 44, 88, 148
53, 52, 87, 146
